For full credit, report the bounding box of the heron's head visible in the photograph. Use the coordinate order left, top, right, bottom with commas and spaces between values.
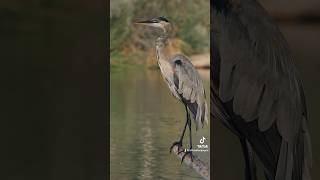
134, 16, 171, 34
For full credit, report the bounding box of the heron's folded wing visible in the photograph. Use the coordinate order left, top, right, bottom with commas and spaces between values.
171, 54, 208, 129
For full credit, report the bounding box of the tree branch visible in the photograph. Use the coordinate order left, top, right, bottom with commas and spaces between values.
171, 145, 210, 180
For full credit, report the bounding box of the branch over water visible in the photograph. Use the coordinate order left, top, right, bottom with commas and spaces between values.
171, 145, 210, 180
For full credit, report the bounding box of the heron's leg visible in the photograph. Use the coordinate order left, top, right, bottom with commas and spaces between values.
240, 139, 257, 180
178, 106, 189, 142
180, 111, 194, 162
169, 105, 189, 153
188, 113, 192, 150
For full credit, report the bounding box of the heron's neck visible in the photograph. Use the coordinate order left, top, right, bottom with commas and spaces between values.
155, 35, 170, 63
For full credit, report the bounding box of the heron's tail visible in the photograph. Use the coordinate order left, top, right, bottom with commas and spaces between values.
195, 101, 209, 130
203, 101, 209, 126
186, 100, 209, 130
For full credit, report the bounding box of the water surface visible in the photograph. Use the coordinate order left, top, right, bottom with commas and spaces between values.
110, 68, 210, 180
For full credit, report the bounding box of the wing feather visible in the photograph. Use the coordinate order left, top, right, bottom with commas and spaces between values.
171, 54, 209, 129
212, 1, 312, 179
218, 5, 304, 142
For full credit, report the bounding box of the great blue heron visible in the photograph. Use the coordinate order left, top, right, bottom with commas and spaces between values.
212, 0, 312, 180
134, 16, 209, 162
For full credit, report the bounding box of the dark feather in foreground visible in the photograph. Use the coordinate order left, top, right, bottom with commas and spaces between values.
211, 0, 312, 179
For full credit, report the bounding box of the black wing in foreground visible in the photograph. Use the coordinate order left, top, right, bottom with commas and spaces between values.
211, 1, 312, 180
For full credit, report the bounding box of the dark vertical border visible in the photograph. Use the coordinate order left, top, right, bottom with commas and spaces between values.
0, 0, 109, 179
210, 0, 214, 178
106, 0, 111, 178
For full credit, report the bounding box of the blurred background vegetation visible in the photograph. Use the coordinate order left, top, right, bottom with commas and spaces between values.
110, 0, 210, 69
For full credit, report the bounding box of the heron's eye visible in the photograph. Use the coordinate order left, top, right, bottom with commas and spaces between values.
175, 59, 182, 65
158, 16, 169, 22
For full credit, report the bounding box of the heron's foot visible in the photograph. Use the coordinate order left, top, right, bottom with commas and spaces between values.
181, 149, 194, 163
169, 141, 182, 154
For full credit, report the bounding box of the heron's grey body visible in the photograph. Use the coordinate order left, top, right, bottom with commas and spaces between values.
212, 0, 312, 180
155, 35, 208, 129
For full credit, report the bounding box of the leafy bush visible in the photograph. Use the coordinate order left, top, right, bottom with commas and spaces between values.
110, 0, 209, 67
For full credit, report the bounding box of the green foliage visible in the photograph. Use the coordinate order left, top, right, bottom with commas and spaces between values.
177, 3, 210, 53
110, 0, 135, 52
110, 0, 210, 66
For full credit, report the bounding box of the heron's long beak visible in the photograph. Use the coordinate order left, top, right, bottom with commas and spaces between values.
133, 19, 165, 32
134, 19, 158, 28
134, 20, 154, 24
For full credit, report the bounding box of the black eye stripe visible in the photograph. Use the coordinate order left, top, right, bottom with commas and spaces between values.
158, 16, 169, 22
148, 17, 169, 23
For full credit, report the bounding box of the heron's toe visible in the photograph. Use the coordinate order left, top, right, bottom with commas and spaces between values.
169, 141, 182, 154
181, 151, 194, 164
